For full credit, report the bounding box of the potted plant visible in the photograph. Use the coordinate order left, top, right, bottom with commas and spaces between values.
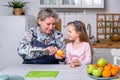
4, 0, 28, 15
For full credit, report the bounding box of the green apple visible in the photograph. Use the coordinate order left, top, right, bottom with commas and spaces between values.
92, 68, 102, 77
97, 57, 106, 67
86, 64, 96, 74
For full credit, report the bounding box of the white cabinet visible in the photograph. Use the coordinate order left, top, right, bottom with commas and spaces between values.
0, 16, 36, 71
40, 0, 59, 8
60, 0, 82, 8
82, 0, 104, 8
39, 0, 82, 8
39, 0, 104, 8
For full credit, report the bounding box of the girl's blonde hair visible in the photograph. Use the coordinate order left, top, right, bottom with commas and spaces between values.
67, 20, 89, 42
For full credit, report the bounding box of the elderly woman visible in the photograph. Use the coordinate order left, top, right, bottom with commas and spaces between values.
17, 8, 65, 64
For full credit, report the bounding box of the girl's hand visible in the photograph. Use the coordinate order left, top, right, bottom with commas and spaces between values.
44, 46, 57, 55
69, 62, 76, 68
71, 59, 80, 67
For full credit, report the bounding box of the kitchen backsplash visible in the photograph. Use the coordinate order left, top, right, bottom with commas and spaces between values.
60, 12, 96, 39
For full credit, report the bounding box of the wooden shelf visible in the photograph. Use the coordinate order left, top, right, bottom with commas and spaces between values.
65, 39, 120, 48
96, 13, 120, 39
92, 39, 120, 48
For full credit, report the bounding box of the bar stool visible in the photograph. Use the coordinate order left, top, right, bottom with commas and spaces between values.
111, 49, 120, 65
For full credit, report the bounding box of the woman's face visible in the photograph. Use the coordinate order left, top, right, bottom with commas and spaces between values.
67, 24, 79, 41
38, 17, 56, 34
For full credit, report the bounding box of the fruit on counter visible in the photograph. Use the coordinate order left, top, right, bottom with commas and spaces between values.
86, 57, 120, 78
111, 68, 118, 77
111, 65, 120, 76
86, 64, 96, 74
92, 68, 102, 77
56, 49, 64, 57
102, 69, 111, 78
112, 65, 119, 71
97, 57, 106, 67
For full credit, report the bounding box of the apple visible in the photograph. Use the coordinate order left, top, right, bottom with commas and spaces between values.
97, 57, 106, 67
86, 64, 96, 74
92, 68, 102, 77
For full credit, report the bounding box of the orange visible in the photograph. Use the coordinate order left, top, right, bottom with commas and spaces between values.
106, 62, 112, 68
104, 65, 111, 70
111, 68, 118, 77
102, 69, 111, 78
98, 66, 104, 71
56, 49, 64, 57
112, 65, 119, 71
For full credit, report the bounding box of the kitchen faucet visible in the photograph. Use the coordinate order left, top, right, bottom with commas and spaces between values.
87, 23, 100, 43
87, 23, 92, 39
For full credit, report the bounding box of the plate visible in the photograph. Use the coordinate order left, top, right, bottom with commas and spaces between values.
88, 74, 115, 80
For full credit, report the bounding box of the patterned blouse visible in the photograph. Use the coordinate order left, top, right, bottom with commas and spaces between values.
17, 26, 65, 61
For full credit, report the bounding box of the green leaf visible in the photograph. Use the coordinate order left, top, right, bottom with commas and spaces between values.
3, 0, 29, 8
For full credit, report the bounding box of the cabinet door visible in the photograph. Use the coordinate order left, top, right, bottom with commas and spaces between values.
40, 0, 59, 8
82, 0, 104, 8
60, 0, 82, 8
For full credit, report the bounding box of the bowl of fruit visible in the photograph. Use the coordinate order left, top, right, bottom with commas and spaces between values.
86, 58, 120, 80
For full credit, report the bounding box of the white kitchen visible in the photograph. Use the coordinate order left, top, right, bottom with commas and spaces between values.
0, 0, 120, 80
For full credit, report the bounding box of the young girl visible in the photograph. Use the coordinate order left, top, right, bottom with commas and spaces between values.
65, 20, 92, 68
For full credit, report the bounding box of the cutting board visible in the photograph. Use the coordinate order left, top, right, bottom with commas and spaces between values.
25, 70, 59, 78
55, 19, 61, 32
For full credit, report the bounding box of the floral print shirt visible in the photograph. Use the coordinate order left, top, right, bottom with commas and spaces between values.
17, 26, 65, 60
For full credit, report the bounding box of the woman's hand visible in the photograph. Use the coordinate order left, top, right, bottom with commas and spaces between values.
55, 53, 65, 59
44, 46, 57, 55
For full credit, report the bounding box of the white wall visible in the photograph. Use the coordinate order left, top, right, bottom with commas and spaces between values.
0, 0, 120, 38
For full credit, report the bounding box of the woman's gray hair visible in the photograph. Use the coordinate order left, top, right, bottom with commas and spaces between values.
37, 8, 59, 21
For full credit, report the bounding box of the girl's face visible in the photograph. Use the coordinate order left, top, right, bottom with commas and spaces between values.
67, 25, 79, 41
38, 17, 56, 34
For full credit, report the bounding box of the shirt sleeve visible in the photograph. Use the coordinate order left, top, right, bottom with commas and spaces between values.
17, 28, 44, 60
65, 43, 71, 64
80, 43, 92, 65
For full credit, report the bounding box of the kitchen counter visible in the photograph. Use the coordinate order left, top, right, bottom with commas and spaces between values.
0, 64, 93, 80
65, 39, 120, 48
92, 39, 120, 48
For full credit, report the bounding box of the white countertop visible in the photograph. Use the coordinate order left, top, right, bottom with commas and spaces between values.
0, 64, 94, 80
